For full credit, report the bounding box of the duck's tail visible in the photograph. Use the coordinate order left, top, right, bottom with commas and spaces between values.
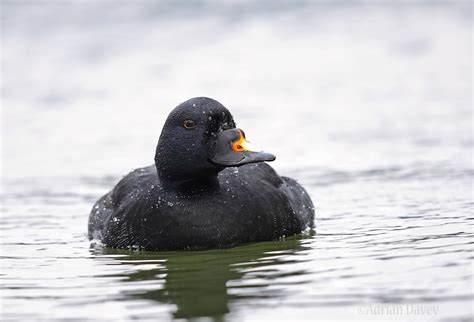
280, 176, 315, 229
88, 192, 113, 240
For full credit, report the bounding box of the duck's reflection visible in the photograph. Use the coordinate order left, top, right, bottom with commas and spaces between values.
96, 233, 313, 321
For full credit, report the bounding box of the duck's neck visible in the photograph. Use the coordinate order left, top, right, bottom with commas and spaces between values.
154, 134, 223, 192
156, 165, 220, 192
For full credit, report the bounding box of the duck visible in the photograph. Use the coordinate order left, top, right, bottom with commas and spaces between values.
88, 97, 315, 250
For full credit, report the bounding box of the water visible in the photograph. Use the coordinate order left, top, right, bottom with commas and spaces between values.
1, 1, 473, 321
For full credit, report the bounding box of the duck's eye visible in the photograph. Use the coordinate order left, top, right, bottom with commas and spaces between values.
183, 119, 197, 129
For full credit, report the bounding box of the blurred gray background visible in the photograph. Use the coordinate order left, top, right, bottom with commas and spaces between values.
2, 0, 471, 178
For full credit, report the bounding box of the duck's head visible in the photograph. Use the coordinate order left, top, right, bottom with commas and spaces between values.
155, 97, 275, 185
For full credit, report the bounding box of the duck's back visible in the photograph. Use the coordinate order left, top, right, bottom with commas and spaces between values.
218, 163, 314, 231
88, 163, 314, 250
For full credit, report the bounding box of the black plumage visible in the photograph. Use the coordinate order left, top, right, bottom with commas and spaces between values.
88, 97, 314, 250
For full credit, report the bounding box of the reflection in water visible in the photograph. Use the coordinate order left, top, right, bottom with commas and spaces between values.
94, 233, 314, 321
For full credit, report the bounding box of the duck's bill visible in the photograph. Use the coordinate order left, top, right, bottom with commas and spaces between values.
210, 128, 276, 167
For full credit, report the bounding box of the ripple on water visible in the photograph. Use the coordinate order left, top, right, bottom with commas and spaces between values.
1, 160, 472, 320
